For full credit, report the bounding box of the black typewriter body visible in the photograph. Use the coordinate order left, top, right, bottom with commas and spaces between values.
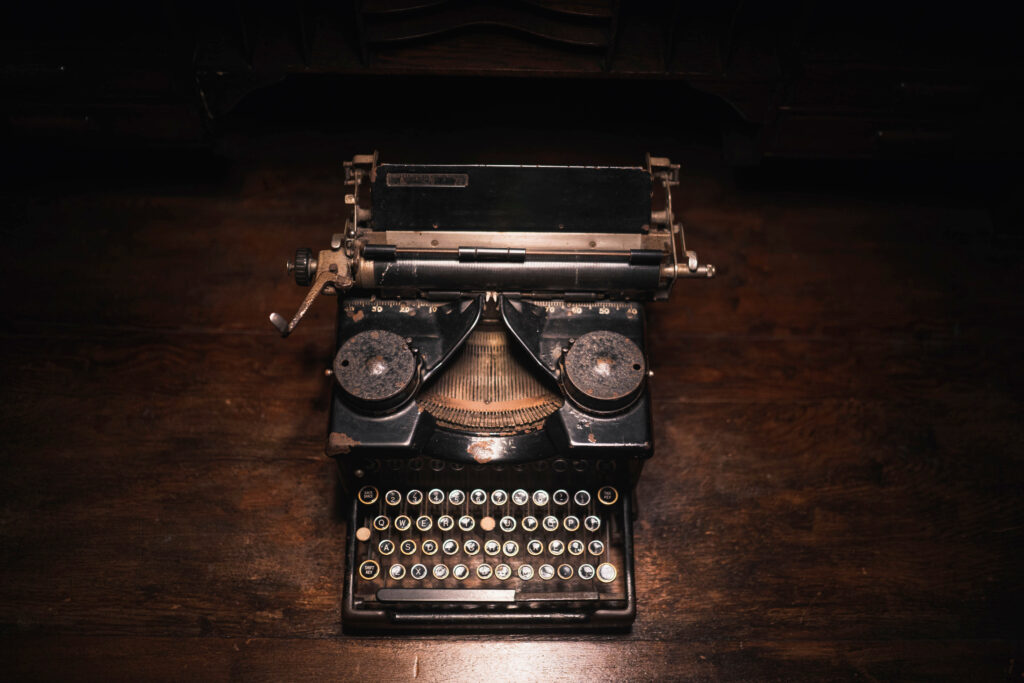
270, 154, 713, 631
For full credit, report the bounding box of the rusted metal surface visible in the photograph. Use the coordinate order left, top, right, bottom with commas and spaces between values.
327, 431, 361, 455
562, 330, 645, 412
334, 330, 417, 409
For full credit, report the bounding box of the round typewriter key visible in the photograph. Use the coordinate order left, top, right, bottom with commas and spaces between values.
532, 490, 550, 506
476, 563, 493, 580
355, 527, 371, 542
502, 540, 520, 557
410, 563, 428, 581
548, 539, 565, 555
427, 488, 445, 505
448, 489, 466, 506
574, 490, 591, 506
521, 515, 538, 532
373, 515, 390, 531
495, 564, 512, 581
437, 515, 454, 532
463, 539, 480, 555
394, 515, 412, 532
542, 515, 560, 532
415, 515, 432, 532
470, 489, 487, 505
406, 489, 424, 506
557, 564, 574, 580
499, 516, 517, 533
518, 564, 535, 581
552, 489, 569, 505
384, 490, 402, 506
378, 539, 395, 555
527, 539, 544, 556
452, 564, 469, 581
597, 563, 617, 583
511, 489, 529, 506
578, 564, 596, 581
583, 515, 601, 532
588, 540, 605, 556
597, 486, 619, 505
358, 560, 380, 580
442, 539, 459, 555
490, 489, 508, 506
568, 540, 584, 556
421, 539, 438, 556
539, 564, 555, 580
458, 515, 475, 531
484, 539, 501, 556
563, 515, 580, 532
358, 486, 378, 505
479, 516, 496, 532
389, 563, 406, 580
432, 564, 449, 580
400, 539, 417, 555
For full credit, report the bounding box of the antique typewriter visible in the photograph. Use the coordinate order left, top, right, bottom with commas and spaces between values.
270, 153, 713, 631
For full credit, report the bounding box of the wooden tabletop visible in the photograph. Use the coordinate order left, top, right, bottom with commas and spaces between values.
1, 135, 1021, 681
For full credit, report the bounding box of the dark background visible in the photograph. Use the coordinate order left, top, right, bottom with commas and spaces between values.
2, 2, 1023, 680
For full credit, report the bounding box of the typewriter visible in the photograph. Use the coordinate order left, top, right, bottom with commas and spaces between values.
270, 153, 713, 631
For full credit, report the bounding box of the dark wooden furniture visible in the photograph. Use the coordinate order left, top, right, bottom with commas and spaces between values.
1, 131, 1021, 680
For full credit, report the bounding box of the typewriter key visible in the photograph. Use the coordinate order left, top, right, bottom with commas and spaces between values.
442, 539, 459, 555
597, 563, 617, 583
432, 564, 449, 580
532, 490, 550, 506
421, 539, 438, 556
511, 489, 529, 506
448, 489, 466, 505
588, 540, 605, 556
527, 539, 544, 556
563, 515, 580, 532
410, 563, 428, 581
437, 515, 454, 531
415, 515, 432, 532
538, 564, 555, 580
552, 489, 569, 505
400, 539, 417, 555
578, 564, 595, 581
568, 540, 584, 556
557, 564, 574, 580
476, 564, 493, 580
463, 539, 480, 555
358, 486, 378, 505
427, 488, 445, 505
470, 489, 487, 505
495, 564, 512, 581
499, 516, 517, 533
490, 489, 508, 506
384, 490, 402, 506
518, 564, 535, 581
574, 490, 591, 506
458, 515, 475, 531
484, 539, 501, 556
480, 516, 496, 532
521, 515, 538, 532
502, 540, 519, 557
358, 560, 380, 580
406, 489, 424, 506
394, 515, 412, 532
389, 563, 406, 580
583, 515, 601, 532
355, 527, 371, 542
542, 515, 559, 532
548, 539, 565, 555
597, 486, 619, 505
452, 564, 469, 581
373, 515, 390, 531
378, 539, 395, 555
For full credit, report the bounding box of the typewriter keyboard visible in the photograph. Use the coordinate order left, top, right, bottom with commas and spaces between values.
349, 477, 630, 608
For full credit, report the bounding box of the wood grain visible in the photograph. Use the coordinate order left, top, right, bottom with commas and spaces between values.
1, 134, 1022, 680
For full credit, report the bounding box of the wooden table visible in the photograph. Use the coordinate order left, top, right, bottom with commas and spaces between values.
1, 135, 1021, 681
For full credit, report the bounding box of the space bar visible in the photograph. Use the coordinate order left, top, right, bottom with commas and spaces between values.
377, 588, 515, 603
